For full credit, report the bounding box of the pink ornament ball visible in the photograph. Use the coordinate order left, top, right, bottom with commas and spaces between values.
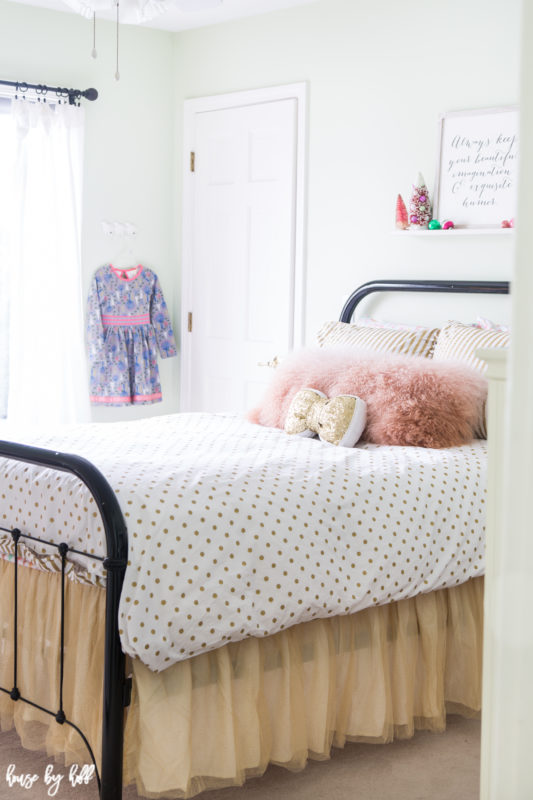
442, 220, 454, 230
510, 218, 515, 228
501, 220, 511, 228
410, 214, 419, 224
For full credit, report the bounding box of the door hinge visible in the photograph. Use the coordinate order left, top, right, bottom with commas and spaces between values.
190, 151, 195, 172
187, 311, 193, 332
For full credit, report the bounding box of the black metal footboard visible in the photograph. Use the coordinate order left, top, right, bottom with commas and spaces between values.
0, 441, 129, 800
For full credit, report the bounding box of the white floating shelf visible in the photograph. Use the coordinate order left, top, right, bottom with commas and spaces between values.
393, 228, 515, 237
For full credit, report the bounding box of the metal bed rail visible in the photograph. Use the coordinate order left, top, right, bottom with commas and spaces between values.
340, 279, 510, 323
0, 441, 129, 800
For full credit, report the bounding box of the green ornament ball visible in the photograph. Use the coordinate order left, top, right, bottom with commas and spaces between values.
428, 219, 441, 230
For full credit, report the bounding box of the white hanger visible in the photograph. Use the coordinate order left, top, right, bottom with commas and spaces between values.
102, 221, 138, 272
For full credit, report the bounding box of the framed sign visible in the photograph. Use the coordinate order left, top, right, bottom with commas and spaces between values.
433, 106, 519, 229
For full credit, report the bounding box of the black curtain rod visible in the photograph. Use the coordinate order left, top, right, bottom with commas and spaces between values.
0, 79, 98, 105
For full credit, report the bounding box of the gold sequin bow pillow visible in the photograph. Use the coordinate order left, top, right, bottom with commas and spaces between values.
284, 388, 367, 447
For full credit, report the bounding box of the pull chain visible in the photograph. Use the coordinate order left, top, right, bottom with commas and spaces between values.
115, 0, 120, 81
91, 12, 97, 59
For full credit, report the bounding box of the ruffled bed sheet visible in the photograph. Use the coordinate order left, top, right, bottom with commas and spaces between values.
0, 560, 483, 799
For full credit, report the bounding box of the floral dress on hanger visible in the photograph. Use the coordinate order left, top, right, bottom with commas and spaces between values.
87, 264, 177, 406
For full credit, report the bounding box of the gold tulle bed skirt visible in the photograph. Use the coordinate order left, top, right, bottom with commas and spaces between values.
0, 560, 483, 798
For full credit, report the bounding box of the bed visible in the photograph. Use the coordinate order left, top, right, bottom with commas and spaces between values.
0, 279, 509, 799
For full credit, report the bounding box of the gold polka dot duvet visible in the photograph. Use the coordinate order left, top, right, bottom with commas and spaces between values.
0, 413, 487, 672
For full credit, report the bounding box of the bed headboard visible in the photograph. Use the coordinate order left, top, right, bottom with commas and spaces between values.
340, 279, 510, 324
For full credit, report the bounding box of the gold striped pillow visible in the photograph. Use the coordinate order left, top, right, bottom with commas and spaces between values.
316, 321, 440, 358
432, 321, 509, 373
432, 321, 509, 438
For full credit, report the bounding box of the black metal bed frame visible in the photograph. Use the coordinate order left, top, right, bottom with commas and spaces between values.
340, 279, 510, 323
0, 278, 510, 799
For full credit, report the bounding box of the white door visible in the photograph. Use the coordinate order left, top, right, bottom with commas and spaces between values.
181, 87, 305, 414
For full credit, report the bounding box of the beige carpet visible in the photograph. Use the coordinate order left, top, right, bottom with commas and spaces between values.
0, 716, 480, 800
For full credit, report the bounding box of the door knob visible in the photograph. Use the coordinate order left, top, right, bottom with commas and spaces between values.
257, 355, 280, 368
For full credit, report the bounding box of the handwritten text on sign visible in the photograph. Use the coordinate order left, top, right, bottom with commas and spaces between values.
436, 109, 518, 227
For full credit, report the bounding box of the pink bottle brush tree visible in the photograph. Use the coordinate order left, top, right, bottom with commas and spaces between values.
409, 173, 432, 229
395, 194, 409, 230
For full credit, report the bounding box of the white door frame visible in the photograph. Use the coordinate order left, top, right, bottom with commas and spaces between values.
180, 82, 308, 411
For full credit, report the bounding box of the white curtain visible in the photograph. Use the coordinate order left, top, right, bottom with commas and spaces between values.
5, 99, 90, 426
0, 102, 15, 419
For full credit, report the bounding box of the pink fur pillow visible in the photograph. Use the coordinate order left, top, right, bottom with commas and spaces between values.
248, 347, 487, 448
